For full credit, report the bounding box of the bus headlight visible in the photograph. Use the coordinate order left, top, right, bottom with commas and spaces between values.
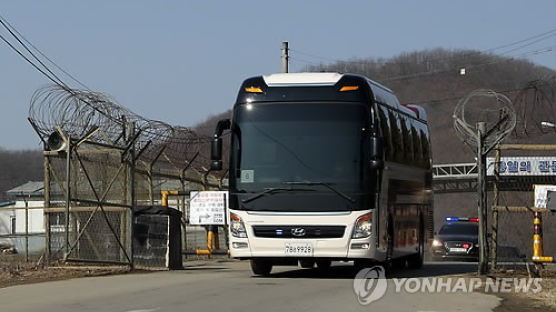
230, 213, 247, 238
352, 213, 372, 238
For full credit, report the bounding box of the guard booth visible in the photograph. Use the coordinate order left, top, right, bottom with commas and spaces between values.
133, 206, 182, 269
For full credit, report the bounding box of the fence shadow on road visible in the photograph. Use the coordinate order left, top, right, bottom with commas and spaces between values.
389, 262, 477, 279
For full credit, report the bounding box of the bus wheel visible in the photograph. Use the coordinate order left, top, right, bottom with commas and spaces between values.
407, 218, 424, 269
391, 258, 406, 269
316, 260, 331, 270
299, 259, 315, 269
250, 259, 272, 276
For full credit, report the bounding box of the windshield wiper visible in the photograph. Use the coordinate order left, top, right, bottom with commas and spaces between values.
242, 187, 314, 203
283, 181, 355, 203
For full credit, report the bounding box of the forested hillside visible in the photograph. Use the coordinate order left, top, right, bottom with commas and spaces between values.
0, 149, 42, 200
307, 48, 556, 163
195, 48, 556, 164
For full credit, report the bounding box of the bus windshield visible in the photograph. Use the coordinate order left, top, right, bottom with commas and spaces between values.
232, 102, 370, 193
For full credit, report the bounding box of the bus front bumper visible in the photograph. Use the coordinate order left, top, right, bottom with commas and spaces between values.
228, 209, 380, 260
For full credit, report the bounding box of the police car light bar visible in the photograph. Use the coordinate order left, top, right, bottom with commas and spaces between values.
445, 217, 479, 222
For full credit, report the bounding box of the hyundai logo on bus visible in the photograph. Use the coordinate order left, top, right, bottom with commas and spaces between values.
291, 228, 306, 237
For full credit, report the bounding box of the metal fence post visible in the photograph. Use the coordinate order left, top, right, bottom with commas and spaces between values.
65, 135, 72, 255
491, 146, 500, 269
477, 122, 489, 275
43, 153, 51, 264
126, 121, 136, 268
25, 196, 29, 262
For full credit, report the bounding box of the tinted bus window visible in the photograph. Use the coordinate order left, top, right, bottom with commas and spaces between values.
378, 105, 392, 161
411, 120, 423, 167
401, 115, 413, 163
389, 110, 404, 163
419, 126, 431, 169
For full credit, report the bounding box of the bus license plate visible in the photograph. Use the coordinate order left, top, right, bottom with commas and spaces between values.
285, 242, 314, 256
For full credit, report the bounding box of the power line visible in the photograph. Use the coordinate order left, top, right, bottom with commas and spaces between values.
485, 28, 556, 54
404, 78, 556, 106
0, 14, 125, 126
499, 33, 556, 56
290, 45, 556, 83
290, 45, 556, 108
289, 49, 338, 63
290, 27, 556, 74
0, 13, 93, 92
0, 14, 90, 90
381, 46, 556, 82
0, 32, 63, 87
0, 15, 68, 88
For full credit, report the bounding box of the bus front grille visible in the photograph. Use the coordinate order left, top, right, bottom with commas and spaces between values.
252, 225, 346, 239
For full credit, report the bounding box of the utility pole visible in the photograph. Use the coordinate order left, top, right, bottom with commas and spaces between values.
281, 41, 289, 73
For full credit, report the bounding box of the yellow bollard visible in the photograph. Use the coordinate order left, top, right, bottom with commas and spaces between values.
195, 228, 214, 255
532, 211, 553, 262
161, 190, 180, 207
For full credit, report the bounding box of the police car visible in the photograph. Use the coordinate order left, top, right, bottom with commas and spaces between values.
431, 217, 480, 261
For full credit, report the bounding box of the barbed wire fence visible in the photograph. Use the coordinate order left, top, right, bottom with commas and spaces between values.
490, 146, 556, 274
27, 85, 228, 267
453, 79, 556, 274
453, 88, 516, 274
489, 80, 556, 274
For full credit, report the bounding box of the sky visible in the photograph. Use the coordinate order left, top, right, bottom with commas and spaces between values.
1, 0, 556, 149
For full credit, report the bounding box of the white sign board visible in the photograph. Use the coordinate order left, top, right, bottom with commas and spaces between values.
189, 191, 228, 225
534, 185, 556, 208
487, 156, 556, 176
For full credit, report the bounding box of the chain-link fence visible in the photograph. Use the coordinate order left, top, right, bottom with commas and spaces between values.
495, 209, 554, 261
490, 146, 556, 269
43, 140, 228, 268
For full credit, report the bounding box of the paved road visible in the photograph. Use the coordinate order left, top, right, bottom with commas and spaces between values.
0, 261, 501, 312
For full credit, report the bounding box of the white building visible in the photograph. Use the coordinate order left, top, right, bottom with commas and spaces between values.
0, 181, 45, 254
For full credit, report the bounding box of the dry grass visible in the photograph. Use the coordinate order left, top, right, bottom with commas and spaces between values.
0, 254, 129, 288
488, 268, 556, 311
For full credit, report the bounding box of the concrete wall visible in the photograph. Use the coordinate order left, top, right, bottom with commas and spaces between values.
13, 200, 44, 234
0, 200, 45, 254
0, 209, 14, 235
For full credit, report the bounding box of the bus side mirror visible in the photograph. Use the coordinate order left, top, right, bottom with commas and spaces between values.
210, 138, 223, 171
210, 119, 231, 171
370, 136, 384, 170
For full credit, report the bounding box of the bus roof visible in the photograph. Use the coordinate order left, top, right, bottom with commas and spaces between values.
263, 72, 394, 94
263, 72, 343, 87
237, 72, 426, 122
